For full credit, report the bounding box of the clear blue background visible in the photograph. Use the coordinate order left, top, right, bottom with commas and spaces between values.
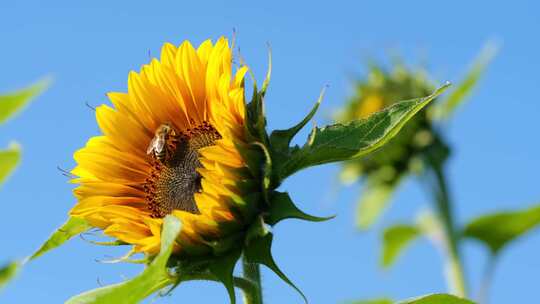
1, 1, 539, 303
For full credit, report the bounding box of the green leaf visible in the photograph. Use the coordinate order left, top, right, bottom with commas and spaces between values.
356, 174, 401, 229
244, 232, 307, 303
30, 217, 92, 261
381, 224, 420, 268
463, 204, 540, 254
260, 44, 272, 97
277, 84, 450, 180
267, 191, 334, 226
269, 87, 324, 153
397, 293, 475, 304
65, 215, 182, 304
347, 299, 393, 304
0, 144, 21, 186
432, 43, 497, 121
0, 78, 51, 124
208, 249, 242, 304
0, 261, 20, 292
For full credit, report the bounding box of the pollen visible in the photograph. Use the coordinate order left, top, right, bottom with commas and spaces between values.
145, 122, 221, 218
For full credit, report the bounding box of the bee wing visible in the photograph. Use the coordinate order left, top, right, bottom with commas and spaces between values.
147, 137, 158, 154
155, 137, 166, 152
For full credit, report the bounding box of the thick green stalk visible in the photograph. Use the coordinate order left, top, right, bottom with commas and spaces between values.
242, 255, 263, 304
431, 163, 467, 297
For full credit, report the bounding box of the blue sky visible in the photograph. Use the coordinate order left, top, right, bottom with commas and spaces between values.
1, 1, 539, 303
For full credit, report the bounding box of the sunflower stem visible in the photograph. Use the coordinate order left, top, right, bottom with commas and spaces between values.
241, 255, 263, 304
429, 162, 467, 297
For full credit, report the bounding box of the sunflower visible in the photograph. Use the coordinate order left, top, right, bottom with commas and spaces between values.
70, 37, 260, 257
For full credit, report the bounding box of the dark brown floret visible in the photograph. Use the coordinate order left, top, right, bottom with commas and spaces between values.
145, 122, 221, 218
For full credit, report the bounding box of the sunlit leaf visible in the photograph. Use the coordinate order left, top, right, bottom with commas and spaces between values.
432, 43, 497, 121
0, 143, 21, 185
397, 293, 475, 304
30, 217, 91, 261
348, 298, 393, 304
277, 84, 450, 180
381, 224, 420, 268
463, 204, 540, 254
0, 78, 51, 124
0, 261, 20, 291
65, 215, 182, 304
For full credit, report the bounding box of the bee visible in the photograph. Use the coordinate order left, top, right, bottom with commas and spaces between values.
147, 123, 176, 162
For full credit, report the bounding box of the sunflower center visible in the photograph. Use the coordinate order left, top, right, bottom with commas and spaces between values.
145, 122, 221, 218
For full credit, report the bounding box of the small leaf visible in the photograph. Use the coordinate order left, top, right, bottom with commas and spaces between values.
267, 191, 334, 226
277, 84, 450, 180
269, 87, 325, 153
0, 144, 21, 185
356, 175, 401, 229
30, 217, 91, 261
0, 261, 20, 291
381, 224, 420, 268
65, 215, 182, 304
347, 299, 393, 304
463, 204, 540, 254
432, 43, 497, 121
0, 77, 51, 124
397, 293, 475, 304
244, 232, 307, 303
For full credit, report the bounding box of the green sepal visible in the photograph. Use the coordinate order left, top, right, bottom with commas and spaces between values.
245, 141, 273, 202
269, 87, 325, 154
82, 239, 129, 246
267, 191, 334, 226
95, 249, 148, 265
235, 142, 264, 180
65, 215, 182, 304
0, 261, 20, 292
229, 192, 261, 225
245, 91, 266, 142
208, 248, 243, 304
397, 293, 475, 304
346, 299, 393, 304
244, 48, 272, 144
245, 83, 268, 145
202, 233, 244, 257
0, 77, 51, 124
30, 216, 91, 261
276, 84, 450, 181
0, 143, 21, 186
244, 231, 307, 303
